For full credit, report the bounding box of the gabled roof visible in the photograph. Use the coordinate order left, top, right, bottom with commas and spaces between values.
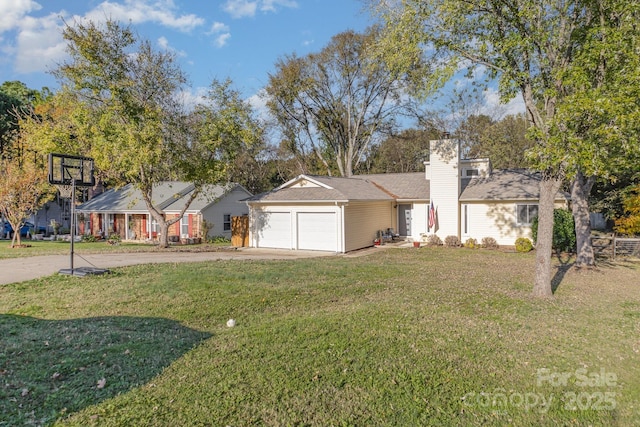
245, 174, 394, 203
77, 182, 244, 213
459, 169, 569, 201
354, 172, 429, 200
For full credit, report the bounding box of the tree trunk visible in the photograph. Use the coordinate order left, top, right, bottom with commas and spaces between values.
157, 221, 170, 248
533, 174, 564, 297
571, 171, 596, 268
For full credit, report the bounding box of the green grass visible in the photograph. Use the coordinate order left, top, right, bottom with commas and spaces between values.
0, 239, 232, 259
1, 248, 639, 426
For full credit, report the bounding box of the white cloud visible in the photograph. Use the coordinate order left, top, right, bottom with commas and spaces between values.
481, 87, 525, 118
13, 14, 67, 74
85, 0, 204, 32
214, 33, 231, 48
210, 22, 230, 33
5, 0, 204, 77
207, 22, 231, 48
157, 36, 169, 49
176, 87, 208, 110
0, 0, 41, 33
260, 0, 298, 13
157, 36, 186, 56
223, 0, 257, 18
222, 0, 297, 18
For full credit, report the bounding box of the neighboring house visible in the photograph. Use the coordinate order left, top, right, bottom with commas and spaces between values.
77, 182, 251, 240
246, 138, 569, 252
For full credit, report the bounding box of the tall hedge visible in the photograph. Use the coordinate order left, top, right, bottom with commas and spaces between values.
532, 209, 576, 253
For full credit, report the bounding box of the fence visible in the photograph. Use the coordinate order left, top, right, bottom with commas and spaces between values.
591, 235, 640, 258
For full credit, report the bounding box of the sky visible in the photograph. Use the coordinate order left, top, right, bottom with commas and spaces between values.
0, 0, 370, 100
0, 0, 523, 121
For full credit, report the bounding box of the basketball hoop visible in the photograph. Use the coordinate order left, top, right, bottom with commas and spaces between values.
56, 184, 74, 199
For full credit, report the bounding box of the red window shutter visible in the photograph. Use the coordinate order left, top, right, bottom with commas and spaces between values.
188, 214, 193, 237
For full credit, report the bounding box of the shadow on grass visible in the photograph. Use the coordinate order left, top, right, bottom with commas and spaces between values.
0, 314, 211, 426
551, 253, 574, 293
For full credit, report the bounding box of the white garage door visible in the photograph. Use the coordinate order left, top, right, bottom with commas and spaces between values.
297, 212, 337, 252
256, 212, 291, 249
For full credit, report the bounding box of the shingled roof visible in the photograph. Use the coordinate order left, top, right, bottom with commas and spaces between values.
77, 182, 240, 213
354, 172, 429, 200
459, 169, 569, 201
246, 175, 394, 203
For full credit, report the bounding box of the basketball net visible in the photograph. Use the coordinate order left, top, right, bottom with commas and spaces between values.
56, 184, 73, 199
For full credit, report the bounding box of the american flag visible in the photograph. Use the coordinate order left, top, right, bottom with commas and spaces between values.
428, 200, 436, 229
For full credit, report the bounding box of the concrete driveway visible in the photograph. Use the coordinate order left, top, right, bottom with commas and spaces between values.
0, 248, 336, 285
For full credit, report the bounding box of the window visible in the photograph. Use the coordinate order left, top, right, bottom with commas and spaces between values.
223, 214, 231, 231
463, 204, 469, 234
181, 215, 189, 237
465, 168, 479, 177
516, 204, 538, 225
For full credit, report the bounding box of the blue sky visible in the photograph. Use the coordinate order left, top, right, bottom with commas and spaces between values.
0, 0, 523, 121
0, 0, 370, 99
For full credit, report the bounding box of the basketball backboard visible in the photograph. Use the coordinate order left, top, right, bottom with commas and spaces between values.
48, 153, 95, 187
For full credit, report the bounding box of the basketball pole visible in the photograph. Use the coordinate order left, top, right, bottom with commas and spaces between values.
69, 179, 76, 274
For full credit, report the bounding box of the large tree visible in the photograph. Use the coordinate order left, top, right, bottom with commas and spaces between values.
540, 0, 640, 268
53, 20, 260, 247
459, 114, 533, 169
0, 81, 49, 158
372, 0, 630, 296
366, 128, 439, 173
264, 27, 411, 177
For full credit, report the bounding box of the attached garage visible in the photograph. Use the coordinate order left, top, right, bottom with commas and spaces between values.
253, 211, 291, 249
297, 212, 338, 251
247, 175, 397, 253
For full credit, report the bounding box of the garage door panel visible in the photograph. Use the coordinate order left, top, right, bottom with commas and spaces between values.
256, 212, 291, 249
297, 212, 337, 252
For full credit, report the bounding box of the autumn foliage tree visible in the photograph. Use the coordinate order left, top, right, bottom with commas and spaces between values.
614, 186, 640, 236
0, 156, 53, 247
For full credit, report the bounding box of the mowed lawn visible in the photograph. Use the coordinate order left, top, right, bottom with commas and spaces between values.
1, 248, 639, 426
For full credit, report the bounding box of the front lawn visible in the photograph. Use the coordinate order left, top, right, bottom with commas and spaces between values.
0, 239, 231, 259
1, 248, 638, 426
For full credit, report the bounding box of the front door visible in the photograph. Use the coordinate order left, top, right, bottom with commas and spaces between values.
398, 204, 412, 236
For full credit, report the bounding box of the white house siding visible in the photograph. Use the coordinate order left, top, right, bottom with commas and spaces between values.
200, 188, 250, 238
250, 204, 344, 252
408, 202, 428, 241
344, 201, 393, 252
429, 139, 461, 239
463, 200, 569, 246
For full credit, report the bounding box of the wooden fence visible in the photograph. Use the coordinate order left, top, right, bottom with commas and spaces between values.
591, 235, 640, 258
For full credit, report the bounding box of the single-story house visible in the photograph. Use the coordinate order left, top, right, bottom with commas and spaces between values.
246, 138, 569, 252
77, 182, 251, 240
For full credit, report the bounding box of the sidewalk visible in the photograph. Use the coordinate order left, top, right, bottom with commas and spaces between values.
0, 248, 335, 285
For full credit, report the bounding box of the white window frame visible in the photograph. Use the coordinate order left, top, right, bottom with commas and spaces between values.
516, 204, 538, 226
181, 215, 189, 237
464, 168, 479, 178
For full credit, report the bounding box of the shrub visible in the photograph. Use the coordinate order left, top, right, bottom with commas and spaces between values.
444, 235, 461, 247
481, 237, 499, 250
532, 209, 576, 253
424, 234, 443, 246
107, 233, 121, 245
207, 235, 231, 244
463, 238, 478, 249
82, 234, 99, 243
515, 237, 533, 253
